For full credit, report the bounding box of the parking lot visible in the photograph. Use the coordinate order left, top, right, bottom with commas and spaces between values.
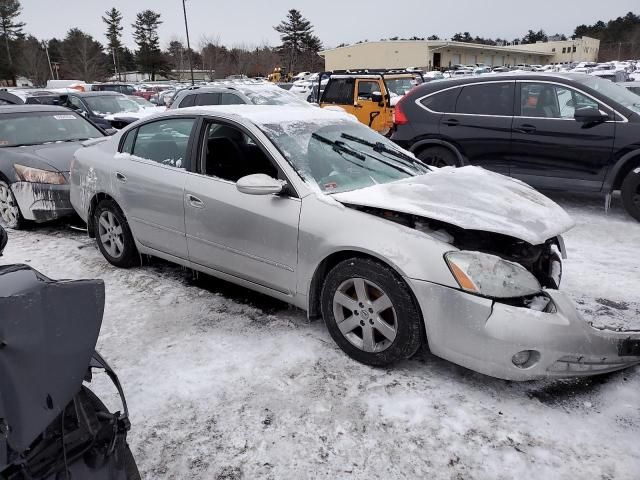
3, 191, 638, 479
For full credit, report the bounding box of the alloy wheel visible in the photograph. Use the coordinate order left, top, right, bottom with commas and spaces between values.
0, 183, 19, 227
98, 210, 125, 259
332, 277, 397, 353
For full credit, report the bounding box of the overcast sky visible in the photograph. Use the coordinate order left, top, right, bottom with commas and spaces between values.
18, 0, 640, 50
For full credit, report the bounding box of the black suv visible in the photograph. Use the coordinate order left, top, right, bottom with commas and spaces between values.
391, 73, 640, 220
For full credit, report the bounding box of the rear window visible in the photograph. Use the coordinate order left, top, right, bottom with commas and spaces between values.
196, 93, 220, 106
420, 88, 460, 113
322, 78, 355, 104
455, 82, 515, 116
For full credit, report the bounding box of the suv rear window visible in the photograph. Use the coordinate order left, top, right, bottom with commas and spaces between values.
456, 82, 515, 116
322, 78, 355, 104
196, 93, 220, 106
420, 88, 460, 113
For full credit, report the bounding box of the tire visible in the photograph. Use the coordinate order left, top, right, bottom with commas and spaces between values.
320, 257, 423, 367
621, 168, 640, 222
93, 199, 140, 268
417, 146, 459, 168
0, 180, 25, 229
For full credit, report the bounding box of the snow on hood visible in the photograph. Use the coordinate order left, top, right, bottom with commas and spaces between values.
332, 166, 575, 245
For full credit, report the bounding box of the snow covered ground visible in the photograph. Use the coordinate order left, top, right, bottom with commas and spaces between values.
2, 192, 639, 479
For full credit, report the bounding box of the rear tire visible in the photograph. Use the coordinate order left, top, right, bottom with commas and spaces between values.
0, 180, 25, 229
417, 146, 459, 167
621, 168, 640, 222
321, 257, 423, 367
93, 199, 140, 268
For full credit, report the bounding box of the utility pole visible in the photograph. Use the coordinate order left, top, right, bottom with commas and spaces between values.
182, 0, 195, 85
42, 41, 54, 79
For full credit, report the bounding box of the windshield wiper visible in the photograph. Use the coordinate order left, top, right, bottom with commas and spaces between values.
312, 133, 366, 161
340, 133, 418, 164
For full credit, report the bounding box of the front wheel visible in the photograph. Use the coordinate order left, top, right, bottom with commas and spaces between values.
417, 146, 459, 168
0, 180, 24, 229
321, 258, 423, 366
621, 168, 640, 222
93, 199, 140, 268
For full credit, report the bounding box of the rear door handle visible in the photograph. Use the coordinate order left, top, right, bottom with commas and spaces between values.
115, 172, 127, 183
515, 124, 537, 134
186, 194, 204, 209
443, 119, 460, 126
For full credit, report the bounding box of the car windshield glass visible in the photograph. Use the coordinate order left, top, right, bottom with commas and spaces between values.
574, 75, 640, 113
130, 96, 154, 107
385, 78, 415, 96
260, 119, 429, 194
242, 88, 306, 106
0, 112, 104, 147
85, 95, 140, 115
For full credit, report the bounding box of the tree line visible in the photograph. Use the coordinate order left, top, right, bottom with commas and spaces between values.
0, 1, 323, 86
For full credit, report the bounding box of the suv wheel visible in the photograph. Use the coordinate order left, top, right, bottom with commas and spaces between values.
621, 168, 640, 221
417, 146, 458, 167
93, 199, 140, 268
321, 258, 423, 366
0, 180, 24, 229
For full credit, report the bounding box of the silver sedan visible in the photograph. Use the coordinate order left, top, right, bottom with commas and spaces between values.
69, 105, 640, 380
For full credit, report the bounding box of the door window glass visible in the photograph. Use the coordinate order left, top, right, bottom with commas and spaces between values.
196, 92, 220, 106
520, 83, 599, 118
131, 118, 195, 168
357, 81, 380, 100
120, 130, 136, 153
68, 96, 87, 113
456, 82, 515, 116
220, 93, 245, 105
322, 78, 355, 104
201, 122, 278, 182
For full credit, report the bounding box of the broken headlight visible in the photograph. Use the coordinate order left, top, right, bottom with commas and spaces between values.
14, 164, 67, 185
445, 251, 542, 299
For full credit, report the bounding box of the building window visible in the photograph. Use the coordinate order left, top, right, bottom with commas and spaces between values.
573, 46, 577, 53
552, 48, 556, 52
562, 47, 566, 53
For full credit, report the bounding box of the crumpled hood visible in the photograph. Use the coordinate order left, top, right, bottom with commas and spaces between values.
4, 142, 86, 172
332, 166, 575, 245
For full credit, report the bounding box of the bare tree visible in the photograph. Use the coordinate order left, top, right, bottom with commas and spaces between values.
16, 35, 49, 85
60, 28, 109, 81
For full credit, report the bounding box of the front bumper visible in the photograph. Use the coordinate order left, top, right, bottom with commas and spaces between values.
411, 280, 640, 381
11, 181, 74, 222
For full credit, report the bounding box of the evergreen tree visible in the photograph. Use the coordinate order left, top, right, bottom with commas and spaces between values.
274, 9, 319, 73
132, 9, 167, 80
60, 28, 109, 81
102, 7, 123, 79
0, 0, 25, 83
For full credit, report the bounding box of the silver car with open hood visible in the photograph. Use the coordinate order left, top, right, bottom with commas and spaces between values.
69, 105, 640, 381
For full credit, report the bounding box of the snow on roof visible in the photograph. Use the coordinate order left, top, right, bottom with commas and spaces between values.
178, 104, 356, 125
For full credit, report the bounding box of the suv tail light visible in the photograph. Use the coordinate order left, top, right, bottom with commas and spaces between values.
393, 98, 409, 125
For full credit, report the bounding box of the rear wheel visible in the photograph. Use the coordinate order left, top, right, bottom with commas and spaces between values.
93, 199, 140, 268
0, 180, 24, 229
621, 168, 640, 222
417, 146, 459, 167
321, 258, 423, 366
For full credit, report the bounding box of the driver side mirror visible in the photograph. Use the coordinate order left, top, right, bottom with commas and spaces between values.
574, 106, 608, 124
371, 91, 383, 103
236, 174, 286, 195
0, 225, 7, 256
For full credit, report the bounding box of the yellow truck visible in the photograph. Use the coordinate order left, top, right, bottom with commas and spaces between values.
317, 70, 422, 135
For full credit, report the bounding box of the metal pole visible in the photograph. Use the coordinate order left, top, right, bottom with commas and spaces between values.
43, 41, 54, 79
182, 0, 195, 85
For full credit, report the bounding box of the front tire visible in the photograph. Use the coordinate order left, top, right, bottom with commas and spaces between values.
93, 199, 140, 268
0, 180, 24, 229
321, 258, 423, 367
621, 168, 640, 222
417, 146, 459, 167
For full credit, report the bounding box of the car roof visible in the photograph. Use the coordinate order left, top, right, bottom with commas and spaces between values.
0, 104, 72, 114
165, 104, 355, 125
412, 72, 596, 92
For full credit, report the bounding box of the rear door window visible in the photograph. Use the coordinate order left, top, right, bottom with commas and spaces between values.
131, 118, 196, 169
322, 78, 355, 104
455, 82, 515, 116
196, 93, 220, 106
178, 93, 196, 108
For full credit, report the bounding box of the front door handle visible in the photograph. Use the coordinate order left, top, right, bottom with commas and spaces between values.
186, 194, 204, 209
515, 124, 537, 134
443, 119, 460, 126
115, 172, 127, 183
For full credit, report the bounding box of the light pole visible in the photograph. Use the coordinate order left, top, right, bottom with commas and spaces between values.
182, 0, 195, 85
